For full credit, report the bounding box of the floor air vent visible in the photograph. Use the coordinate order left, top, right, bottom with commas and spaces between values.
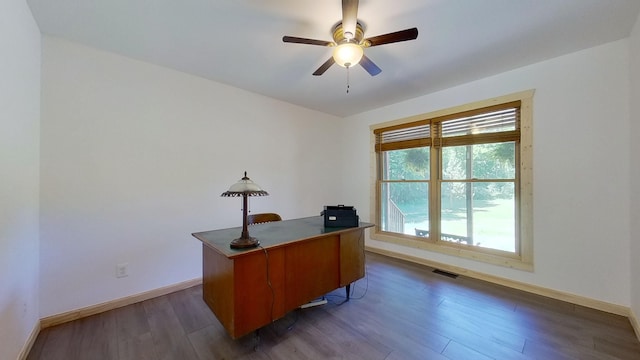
433, 269, 459, 279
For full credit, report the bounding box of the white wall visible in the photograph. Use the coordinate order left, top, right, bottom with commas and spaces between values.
341, 40, 632, 307
629, 13, 640, 326
39, 37, 343, 317
0, 0, 41, 359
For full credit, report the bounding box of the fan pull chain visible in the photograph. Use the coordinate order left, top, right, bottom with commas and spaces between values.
346, 66, 350, 94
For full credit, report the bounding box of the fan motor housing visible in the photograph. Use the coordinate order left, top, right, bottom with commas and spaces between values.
332, 22, 366, 46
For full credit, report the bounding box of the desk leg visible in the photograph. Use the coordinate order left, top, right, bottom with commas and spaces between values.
345, 284, 350, 301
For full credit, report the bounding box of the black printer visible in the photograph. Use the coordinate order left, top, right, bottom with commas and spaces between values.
322, 205, 359, 227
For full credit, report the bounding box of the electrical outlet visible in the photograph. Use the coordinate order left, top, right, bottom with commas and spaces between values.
116, 263, 129, 278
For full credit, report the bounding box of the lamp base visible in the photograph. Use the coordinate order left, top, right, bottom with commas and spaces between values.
230, 236, 260, 249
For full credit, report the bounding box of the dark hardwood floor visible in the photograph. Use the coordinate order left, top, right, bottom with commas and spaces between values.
27, 252, 640, 359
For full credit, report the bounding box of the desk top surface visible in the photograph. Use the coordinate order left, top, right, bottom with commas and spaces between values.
192, 216, 373, 258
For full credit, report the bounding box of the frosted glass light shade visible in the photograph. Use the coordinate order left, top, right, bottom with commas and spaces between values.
333, 43, 364, 68
221, 172, 268, 197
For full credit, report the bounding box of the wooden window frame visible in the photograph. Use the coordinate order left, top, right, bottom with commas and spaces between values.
370, 90, 534, 271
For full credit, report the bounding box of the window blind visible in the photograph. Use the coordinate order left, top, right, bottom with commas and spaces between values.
374, 101, 521, 151
437, 101, 520, 147
374, 120, 430, 152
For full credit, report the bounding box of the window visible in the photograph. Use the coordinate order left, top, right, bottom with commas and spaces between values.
371, 91, 533, 270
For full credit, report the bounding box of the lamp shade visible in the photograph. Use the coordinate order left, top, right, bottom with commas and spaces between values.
221, 172, 268, 197
332, 42, 364, 68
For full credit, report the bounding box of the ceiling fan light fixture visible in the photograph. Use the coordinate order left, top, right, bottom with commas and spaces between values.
282, 1, 418, 76
332, 42, 364, 68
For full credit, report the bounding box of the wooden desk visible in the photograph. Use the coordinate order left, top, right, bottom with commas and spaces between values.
192, 216, 373, 339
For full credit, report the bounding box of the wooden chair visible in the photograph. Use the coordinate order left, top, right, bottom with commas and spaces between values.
247, 213, 282, 225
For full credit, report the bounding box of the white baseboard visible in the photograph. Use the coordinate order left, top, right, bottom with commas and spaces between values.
366, 246, 630, 317
40, 277, 202, 329
17, 319, 41, 360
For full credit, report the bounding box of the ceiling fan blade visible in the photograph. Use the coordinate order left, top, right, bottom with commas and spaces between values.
342, 0, 359, 38
313, 57, 336, 76
282, 36, 335, 47
364, 27, 418, 47
359, 54, 381, 76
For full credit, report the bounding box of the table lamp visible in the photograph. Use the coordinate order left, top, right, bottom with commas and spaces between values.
221, 171, 269, 249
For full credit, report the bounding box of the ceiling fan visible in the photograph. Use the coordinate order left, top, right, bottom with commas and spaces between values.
282, 0, 418, 76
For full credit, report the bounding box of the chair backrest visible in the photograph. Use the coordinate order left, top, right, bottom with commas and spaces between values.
247, 213, 282, 225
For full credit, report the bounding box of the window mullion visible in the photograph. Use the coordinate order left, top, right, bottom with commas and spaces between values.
430, 123, 441, 243
514, 140, 522, 256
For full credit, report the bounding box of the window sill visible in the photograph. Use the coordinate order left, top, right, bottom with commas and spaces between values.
371, 230, 533, 272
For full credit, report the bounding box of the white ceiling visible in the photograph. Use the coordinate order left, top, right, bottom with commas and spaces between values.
27, 0, 640, 117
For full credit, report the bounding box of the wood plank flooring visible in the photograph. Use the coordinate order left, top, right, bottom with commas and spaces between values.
27, 252, 640, 359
